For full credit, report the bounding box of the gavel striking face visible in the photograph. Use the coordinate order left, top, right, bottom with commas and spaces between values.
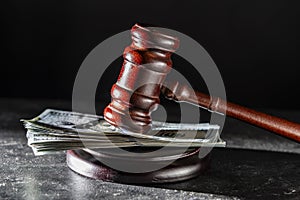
104, 24, 179, 133
104, 23, 300, 142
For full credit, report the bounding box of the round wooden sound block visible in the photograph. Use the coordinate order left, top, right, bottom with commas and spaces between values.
66, 148, 210, 184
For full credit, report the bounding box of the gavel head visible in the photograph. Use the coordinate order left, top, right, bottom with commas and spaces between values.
104, 24, 179, 133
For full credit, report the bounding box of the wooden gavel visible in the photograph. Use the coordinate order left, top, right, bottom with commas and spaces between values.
104, 23, 300, 143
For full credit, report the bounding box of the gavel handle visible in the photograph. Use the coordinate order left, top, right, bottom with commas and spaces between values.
162, 82, 300, 142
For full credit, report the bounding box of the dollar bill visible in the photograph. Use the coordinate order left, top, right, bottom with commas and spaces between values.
22, 109, 225, 155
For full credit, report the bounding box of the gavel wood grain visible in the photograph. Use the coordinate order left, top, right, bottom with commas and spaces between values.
104, 23, 300, 143
162, 82, 300, 142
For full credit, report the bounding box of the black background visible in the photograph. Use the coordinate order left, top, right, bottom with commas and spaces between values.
2, 0, 300, 108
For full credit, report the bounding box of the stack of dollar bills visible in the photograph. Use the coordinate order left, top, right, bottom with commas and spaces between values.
21, 109, 226, 155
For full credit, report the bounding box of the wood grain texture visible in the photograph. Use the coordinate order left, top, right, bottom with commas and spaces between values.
104, 24, 300, 142
162, 82, 300, 142
104, 24, 179, 133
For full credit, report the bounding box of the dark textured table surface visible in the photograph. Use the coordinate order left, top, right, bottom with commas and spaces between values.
1, 98, 299, 199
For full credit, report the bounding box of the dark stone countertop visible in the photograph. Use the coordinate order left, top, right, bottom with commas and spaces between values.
0, 98, 299, 199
